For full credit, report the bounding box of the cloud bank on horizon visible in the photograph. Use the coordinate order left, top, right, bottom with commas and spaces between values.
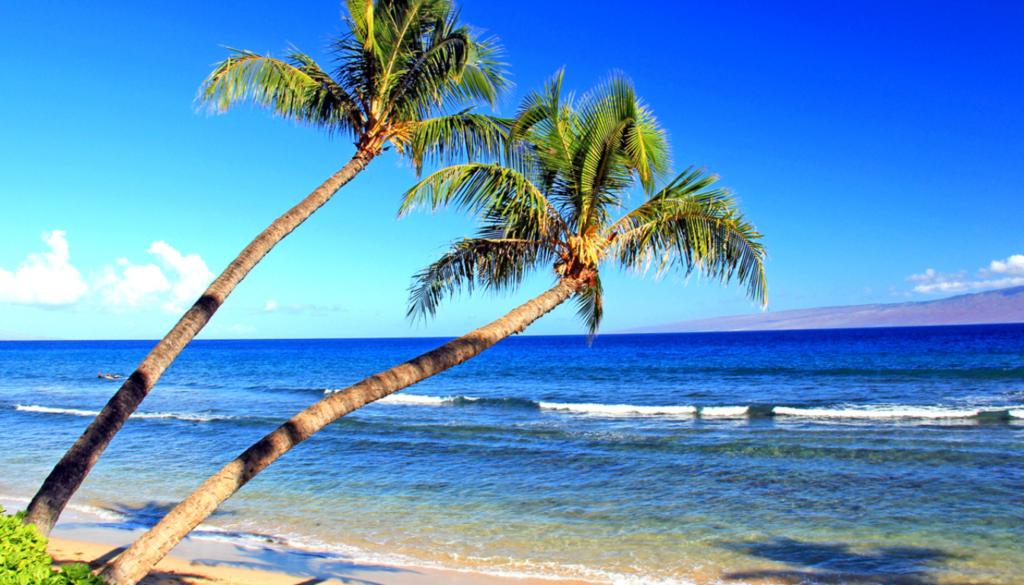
3, 232, 1022, 328
260, 299, 346, 315
0, 230, 214, 313
906, 255, 1024, 294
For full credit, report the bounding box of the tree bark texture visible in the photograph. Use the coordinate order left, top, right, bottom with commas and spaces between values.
23, 149, 375, 536
99, 279, 579, 585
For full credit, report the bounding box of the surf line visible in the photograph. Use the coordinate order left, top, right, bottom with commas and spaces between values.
359, 394, 1024, 420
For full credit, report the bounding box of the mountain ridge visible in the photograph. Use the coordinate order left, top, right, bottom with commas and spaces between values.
0, 330, 60, 341
619, 286, 1024, 333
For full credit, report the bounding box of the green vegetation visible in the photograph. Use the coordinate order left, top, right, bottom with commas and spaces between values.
0, 507, 103, 585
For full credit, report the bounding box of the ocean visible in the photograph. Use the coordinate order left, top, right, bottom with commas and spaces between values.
1, 324, 1022, 584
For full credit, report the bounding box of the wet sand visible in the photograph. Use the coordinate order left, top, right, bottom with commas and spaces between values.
45, 521, 597, 585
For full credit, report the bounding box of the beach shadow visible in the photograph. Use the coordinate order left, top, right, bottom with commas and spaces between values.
51, 546, 209, 585
187, 542, 420, 585
135, 573, 209, 585
103, 501, 236, 529
722, 537, 959, 585
87, 546, 126, 567
83, 502, 414, 583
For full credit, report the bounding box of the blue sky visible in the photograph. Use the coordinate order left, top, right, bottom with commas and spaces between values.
1, 0, 1022, 340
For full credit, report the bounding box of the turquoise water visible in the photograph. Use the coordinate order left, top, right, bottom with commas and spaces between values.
1, 325, 1022, 584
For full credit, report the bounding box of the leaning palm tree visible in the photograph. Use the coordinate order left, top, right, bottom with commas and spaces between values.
98, 71, 766, 585
23, 0, 509, 536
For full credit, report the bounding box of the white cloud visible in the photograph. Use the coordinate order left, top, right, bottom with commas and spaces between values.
255, 301, 345, 315
96, 258, 171, 307
147, 241, 215, 313
0, 232, 214, 313
0, 231, 88, 305
905, 254, 1024, 294
94, 241, 213, 313
911, 277, 1024, 294
905, 268, 967, 285
912, 281, 977, 294
980, 254, 1024, 277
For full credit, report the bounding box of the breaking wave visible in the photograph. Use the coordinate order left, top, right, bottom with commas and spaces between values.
539, 402, 697, 415
14, 405, 234, 422
20, 397, 1022, 423
362, 394, 1024, 421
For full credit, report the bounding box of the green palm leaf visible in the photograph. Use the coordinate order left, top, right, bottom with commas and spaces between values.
398, 163, 558, 235
408, 237, 550, 320
573, 273, 604, 339
197, 49, 362, 135
401, 112, 512, 174
610, 167, 768, 305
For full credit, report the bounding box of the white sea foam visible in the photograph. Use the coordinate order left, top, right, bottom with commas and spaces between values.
699, 406, 749, 417
65, 502, 130, 523
0, 495, 129, 524
14, 404, 232, 422
15, 405, 98, 417
373, 394, 702, 416
538, 402, 697, 416
377, 394, 463, 405
188, 527, 697, 585
318, 393, 1024, 422
773, 406, 981, 419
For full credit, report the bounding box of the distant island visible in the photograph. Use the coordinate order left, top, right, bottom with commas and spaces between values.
620, 285, 1024, 333
0, 330, 55, 341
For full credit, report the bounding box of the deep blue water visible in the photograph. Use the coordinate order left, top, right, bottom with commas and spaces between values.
1, 325, 1023, 584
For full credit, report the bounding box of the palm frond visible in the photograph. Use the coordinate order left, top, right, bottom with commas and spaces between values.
507, 69, 564, 146
398, 163, 557, 235
573, 273, 604, 341
398, 112, 512, 175
344, 0, 375, 52
384, 24, 509, 124
407, 237, 548, 320
448, 35, 511, 107
609, 167, 768, 306
196, 48, 361, 135
576, 73, 669, 200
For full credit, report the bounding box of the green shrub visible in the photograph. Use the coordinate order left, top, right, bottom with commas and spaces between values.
0, 507, 106, 585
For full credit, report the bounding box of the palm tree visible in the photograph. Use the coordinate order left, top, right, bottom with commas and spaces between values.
97, 72, 766, 585
23, 0, 509, 537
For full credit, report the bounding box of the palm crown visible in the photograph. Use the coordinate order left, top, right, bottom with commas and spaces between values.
198, 0, 510, 170
400, 71, 768, 335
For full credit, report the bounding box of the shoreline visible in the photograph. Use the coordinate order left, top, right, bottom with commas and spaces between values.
3, 499, 598, 585
46, 535, 596, 585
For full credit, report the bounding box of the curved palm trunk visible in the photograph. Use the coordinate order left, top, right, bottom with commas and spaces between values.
23, 149, 376, 536
99, 279, 579, 585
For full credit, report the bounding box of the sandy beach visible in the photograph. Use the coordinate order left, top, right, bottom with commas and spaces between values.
0, 498, 594, 585
48, 537, 335, 585
45, 525, 596, 585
